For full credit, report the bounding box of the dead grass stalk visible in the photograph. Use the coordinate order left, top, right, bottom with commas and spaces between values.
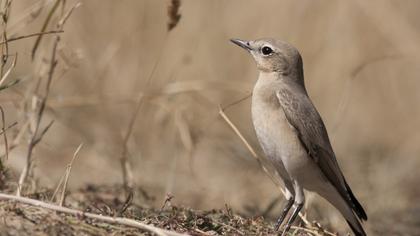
0, 193, 187, 236
16, 0, 80, 196
59, 143, 83, 206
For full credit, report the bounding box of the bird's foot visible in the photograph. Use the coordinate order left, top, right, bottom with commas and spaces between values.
274, 221, 281, 232
280, 224, 292, 236
274, 197, 295, 231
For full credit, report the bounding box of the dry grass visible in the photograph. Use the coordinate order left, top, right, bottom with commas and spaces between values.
1, 0, 420, 235
0, 183, 314, 235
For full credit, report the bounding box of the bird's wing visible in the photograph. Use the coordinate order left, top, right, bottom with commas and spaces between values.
276, 87, 367, 220
276, 88, 357, 208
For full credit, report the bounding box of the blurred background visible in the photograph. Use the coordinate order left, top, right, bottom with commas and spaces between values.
1, 0, 420, 235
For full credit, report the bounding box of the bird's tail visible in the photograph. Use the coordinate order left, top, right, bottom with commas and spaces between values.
318, 183, 367, 236
344, 179, 367, 221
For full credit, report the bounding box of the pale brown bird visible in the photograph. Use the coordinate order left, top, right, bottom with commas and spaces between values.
230, 38, 367, 236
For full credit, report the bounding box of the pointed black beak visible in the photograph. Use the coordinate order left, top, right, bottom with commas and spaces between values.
230, 38, 252, 51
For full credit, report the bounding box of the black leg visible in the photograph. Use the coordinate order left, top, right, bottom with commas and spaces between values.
274, 197, 294, 231
281, 202, 304, 236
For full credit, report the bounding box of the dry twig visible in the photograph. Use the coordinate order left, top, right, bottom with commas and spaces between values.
160, 193, 174, 211
59, 143, 83, 206
0, 107, 9, 161
0, 53, 17, 88
117, 190, 133, 216
8, 0, 51, 35
50, 171, 66, 203
17, 1, 80, 196
31, 0, 62, 60
16, 37, 59, 196
0, 193, 186, 236
1, 0, 12, 79
118, 0, 181, 194
0, 30, 64, 45
119, 32, 168, 194
0, 121, 17, 136
0, 106, 13, 173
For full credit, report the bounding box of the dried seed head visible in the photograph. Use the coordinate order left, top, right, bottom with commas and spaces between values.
167, 0, 181, 32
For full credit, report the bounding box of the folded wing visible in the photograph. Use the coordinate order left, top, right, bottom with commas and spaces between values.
276, 87, 367, 221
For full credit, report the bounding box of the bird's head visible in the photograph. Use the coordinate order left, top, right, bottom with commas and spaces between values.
230, 38, 303, 78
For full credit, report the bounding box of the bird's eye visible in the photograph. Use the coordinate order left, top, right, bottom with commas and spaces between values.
261, 46, 273, 55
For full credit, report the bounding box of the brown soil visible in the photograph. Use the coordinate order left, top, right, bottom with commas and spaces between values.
0, 184, 314, 236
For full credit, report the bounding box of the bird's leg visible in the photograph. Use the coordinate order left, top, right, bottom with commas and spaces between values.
274, 189, 294, 231
281, 202, 303, 235
281, 183, 305, 236
274, 197, 294, 230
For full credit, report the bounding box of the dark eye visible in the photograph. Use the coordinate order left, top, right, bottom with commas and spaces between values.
261, 46, 273, 55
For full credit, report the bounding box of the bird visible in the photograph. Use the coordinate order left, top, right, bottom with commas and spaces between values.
230, 38, 367, 236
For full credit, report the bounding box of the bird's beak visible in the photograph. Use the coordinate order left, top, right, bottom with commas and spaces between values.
230, 38, 252, 51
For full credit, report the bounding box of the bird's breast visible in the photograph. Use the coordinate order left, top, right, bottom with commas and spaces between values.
251, 81, 308, 173
251, 92, 294, 157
